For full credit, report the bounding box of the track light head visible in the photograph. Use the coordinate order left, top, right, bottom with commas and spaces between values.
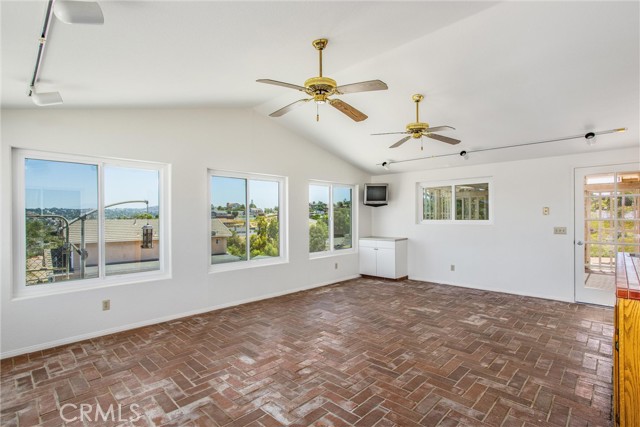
585, 132, 597, 146
54, 1, 104, 25
30, 86, 63, 106
460, 150, 469, 160
381, 161, 390, 170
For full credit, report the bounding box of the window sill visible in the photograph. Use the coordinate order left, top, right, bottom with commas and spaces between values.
419, 220, 493, 225
12, 270, 172, 301
209, 257, 289, 274
309, 249, 357, 260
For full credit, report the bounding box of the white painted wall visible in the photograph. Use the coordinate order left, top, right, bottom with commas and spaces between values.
0, 108, 371, 357
370, 148, 640, 302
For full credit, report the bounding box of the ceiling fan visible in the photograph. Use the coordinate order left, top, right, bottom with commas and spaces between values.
257, 38, 388, 122
373, 94, 460, 150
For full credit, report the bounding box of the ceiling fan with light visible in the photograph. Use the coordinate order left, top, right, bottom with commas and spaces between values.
373, 94, 460, 150
257, 39, 388, 122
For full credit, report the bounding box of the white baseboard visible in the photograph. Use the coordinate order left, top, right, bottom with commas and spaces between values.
0, 274, 360, 359
408, 276, 575, 304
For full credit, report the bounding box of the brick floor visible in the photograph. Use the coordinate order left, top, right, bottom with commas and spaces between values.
0, 278, 614, 426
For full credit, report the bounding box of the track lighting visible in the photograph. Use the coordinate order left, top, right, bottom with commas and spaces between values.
28, 0, 104, 106
29, 86, 63, 106
377, 127, 627, 168
54, 1, 104, 25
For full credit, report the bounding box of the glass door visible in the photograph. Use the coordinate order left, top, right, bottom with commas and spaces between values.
575, 166, 640, 306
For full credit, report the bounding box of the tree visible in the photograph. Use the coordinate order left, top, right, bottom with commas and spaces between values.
226, 231, 246, 259
26, 218, 64, 258
250, 216, 279, 258
333, 206, 351, 237
134, 212, 154, 219
309, 221, 329, 252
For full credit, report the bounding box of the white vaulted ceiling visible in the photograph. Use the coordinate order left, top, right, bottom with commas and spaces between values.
1, 1, 638, 173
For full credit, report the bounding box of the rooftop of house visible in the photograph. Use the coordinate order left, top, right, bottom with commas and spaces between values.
68, 219, 159, 244
68, 218, 233, 243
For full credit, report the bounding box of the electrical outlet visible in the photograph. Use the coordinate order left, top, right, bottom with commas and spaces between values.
450, 264, 455, 272
102, 299, 110, 311
554, 227, 567, 235
334, 262, 338, 270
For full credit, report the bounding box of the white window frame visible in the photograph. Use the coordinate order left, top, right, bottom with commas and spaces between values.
309, 181, 358, 258
417, 177, 493, 225
12, 148, 171, 299
208, 170, 288, 272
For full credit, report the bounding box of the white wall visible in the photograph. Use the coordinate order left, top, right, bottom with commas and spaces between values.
370, 148, 639, 302
0, 108, 371, 357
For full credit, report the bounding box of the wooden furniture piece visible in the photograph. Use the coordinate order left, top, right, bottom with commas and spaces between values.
359, 237, 407, 280
614, 252, 640, 426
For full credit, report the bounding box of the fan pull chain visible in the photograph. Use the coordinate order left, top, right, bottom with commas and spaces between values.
316, 103, 319, 122
421, 138, 424, 151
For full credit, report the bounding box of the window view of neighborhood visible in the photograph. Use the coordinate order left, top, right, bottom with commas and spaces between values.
309, 184, 353, 253
210, 176, 280, 265
584, 172, 640, 280
24, 158, 161, 286
422, 182, 489, 221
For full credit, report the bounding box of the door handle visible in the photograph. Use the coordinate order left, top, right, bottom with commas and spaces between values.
576, 241, 584, 246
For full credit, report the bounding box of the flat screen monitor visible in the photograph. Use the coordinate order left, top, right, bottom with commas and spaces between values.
364, 183, 388, 206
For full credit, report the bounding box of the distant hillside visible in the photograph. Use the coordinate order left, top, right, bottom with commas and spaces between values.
26, 206, 159, 220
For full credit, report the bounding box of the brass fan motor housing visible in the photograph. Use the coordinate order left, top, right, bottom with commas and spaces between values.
304, 76, 337, 96
406, 122, 430, 138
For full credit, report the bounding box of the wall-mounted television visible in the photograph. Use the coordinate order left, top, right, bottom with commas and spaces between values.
364, 183, 389, 206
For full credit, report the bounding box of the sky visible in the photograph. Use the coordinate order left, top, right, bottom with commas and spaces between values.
211, 176, 279, 209
25, 159, 159, 210
309, 185, 352, 204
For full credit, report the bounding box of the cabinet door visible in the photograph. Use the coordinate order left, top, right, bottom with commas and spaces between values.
359, 246, 378, 276
376, 247, 396, 278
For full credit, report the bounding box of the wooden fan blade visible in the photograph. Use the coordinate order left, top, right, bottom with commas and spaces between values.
371, 131, 409, 136
390, 136, 411, 148
257, 79, 307, 92
269, 99, 310, 117
329, 99, 368, 122
336, 79, 388, 94
424, 125, 456, 133
426, 133, 461, 145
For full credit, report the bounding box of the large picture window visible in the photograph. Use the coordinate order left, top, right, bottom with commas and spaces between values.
309, 182, 355, 255
419, 179, 491, 223
14, 150, 169, 296
209, 171, 286, 269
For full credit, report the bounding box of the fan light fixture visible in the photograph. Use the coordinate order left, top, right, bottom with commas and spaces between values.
257, 38, 388, 122
378, 127, 627, 169
28, 0, 104, 106
372, 94, 460, 150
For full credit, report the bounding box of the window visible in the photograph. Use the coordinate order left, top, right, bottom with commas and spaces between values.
14, 149, 169, 296
309, 182, 355, 255
209, 171, 286, 269
419, 179, 491, 223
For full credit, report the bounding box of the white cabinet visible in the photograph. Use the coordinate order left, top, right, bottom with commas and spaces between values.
359, 237, 408, 279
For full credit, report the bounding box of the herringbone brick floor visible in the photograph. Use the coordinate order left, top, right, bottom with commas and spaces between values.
1, 278, 614, 426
